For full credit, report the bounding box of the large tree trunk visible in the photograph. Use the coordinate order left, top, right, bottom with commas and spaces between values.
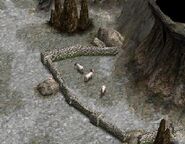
49, 0, 78, 33
62, 0, 78, 33
49, 0, 63, 29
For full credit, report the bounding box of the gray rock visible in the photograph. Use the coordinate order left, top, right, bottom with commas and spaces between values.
140, 132, 155, 144
91, 37, 106, 47
37, 78, 59, 96
97, 27, 124, 47
125, 130, 143, 144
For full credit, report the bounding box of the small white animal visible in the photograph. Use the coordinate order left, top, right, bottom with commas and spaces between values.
100, 85, 106, 97
74, 63, 84, 74
84, 69, 94, 82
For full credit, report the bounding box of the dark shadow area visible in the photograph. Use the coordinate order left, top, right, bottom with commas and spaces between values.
156, 0, 185, 23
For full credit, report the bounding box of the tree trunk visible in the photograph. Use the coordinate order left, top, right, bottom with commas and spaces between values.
62, 0, 78, 33
78, 0, 90, 31
49, 0, 63, 29
153, 119, 171, 144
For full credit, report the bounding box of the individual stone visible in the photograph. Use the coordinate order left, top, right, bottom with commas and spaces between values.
91, 37, 106, 47
78, 0, 91, 31
37, 78, 59, 96
62, 0, 78, 33
125, 130, 143, 144
97, 27, 125, 47
140, 132, 156, 144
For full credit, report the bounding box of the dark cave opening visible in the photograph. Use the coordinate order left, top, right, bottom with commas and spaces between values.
156, 0, 185, 23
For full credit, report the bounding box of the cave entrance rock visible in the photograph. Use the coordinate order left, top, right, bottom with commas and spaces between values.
156, 0, 185, 23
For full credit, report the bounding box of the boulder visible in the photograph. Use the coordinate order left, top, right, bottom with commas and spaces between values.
97, 27, 124, 47
124, 130, 143, 144
37, 78, 59, 96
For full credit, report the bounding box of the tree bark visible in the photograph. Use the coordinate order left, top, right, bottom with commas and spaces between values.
62, 0, 78, 33
153, 119, 171, 144
49, 0, 63, 29
50, 0, 78, 33
78, 0, 90, 31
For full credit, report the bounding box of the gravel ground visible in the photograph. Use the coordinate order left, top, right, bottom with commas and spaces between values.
0, 0, 121, 143
1, 0, 185, 143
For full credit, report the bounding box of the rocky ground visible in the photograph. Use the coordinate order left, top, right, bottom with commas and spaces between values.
1, 0, 185, 144
0, 0, 120, 143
